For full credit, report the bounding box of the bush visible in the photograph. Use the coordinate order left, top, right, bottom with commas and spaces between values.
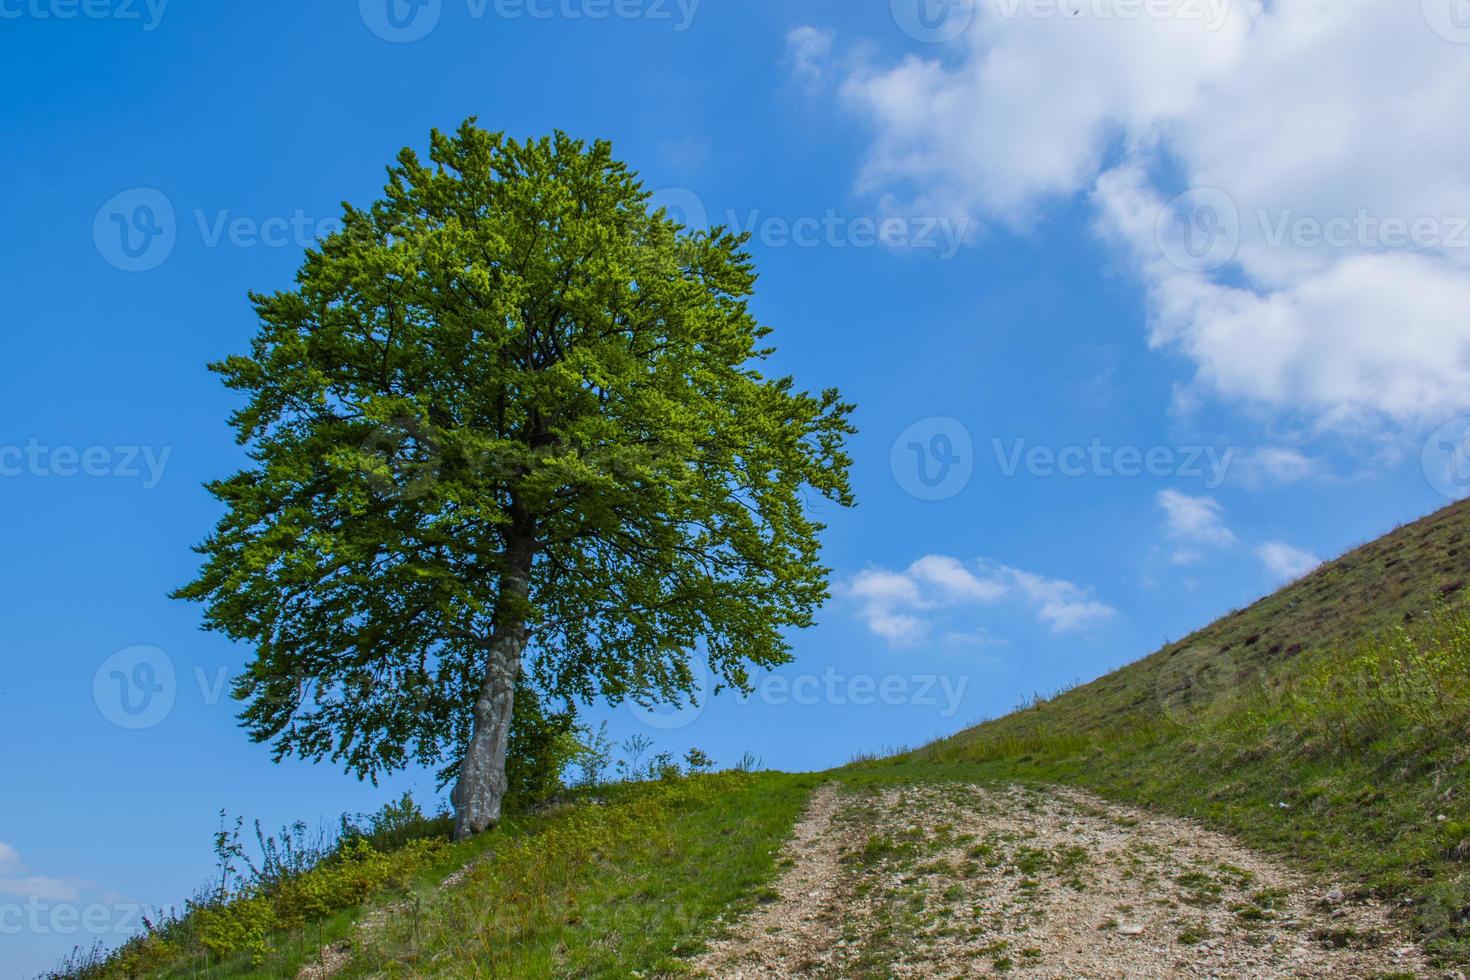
340, 791, 447, 852
271, 838, 443, 931
504, 679, 582, 810
193, 894, 276, 964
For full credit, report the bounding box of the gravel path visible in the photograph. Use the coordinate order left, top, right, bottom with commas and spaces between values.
695, 781, 1435, 978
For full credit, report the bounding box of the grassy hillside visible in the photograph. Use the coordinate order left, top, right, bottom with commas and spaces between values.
57, 499, 1470, 976
937, 497, 1470, 748
53, 772, 818, 979
872, 497, 1470, 965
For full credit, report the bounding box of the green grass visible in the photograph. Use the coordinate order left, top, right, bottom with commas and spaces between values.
57, 501, 1470, 976
849, 498, 1470, 966
339, 771, 815, 977
56, 772, 816, 979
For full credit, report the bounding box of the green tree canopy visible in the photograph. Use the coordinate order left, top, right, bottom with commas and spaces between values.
176, 121, 855, 838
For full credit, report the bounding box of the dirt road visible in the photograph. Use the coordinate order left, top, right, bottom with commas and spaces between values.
694, 781, 1434, 978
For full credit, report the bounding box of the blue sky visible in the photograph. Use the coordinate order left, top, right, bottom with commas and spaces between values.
4, 1, 1470, 974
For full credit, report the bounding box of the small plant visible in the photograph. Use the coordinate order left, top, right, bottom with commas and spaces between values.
650, 751, 682, 781
572, 721, 615, 787
619, 733, 655, 779
732, 750, 762, 772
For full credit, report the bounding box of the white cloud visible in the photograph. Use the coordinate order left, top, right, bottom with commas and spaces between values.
1158, 489, 1236, 555
846, 555, 1115, 645
785, 26, 836, 86
0, 845, 88, 902
1094, 165, 1470, 428
1231, 447, 1325, 488
839, 0, 1252, 224
1006, 566, 1118, 632
942, 628, 1007, 648
1255, 541, 1323, 582
849, 567, 929, 609
908, 554, 1008, 602
0, 875, 81, 902
830, 0, 1470, 430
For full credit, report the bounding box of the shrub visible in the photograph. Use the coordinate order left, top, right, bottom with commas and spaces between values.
193, 894, 276, 964
504, 680, 582, 810
340, 792, 446, 852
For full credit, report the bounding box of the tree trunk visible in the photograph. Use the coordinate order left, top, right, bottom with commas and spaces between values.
451, 547, 532, 841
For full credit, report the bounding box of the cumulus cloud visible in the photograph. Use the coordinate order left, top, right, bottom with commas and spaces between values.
847, 555, 1115, 645
1158, 489, 1236, 562
0, 844, 87, 903
785, 26, 836, 86
0, 876, 81, 902
908, 554, 1009, 602
1006, 566, 1118, 632
823, 1, 1470, 430
1093, 165, 1470, 428
1230, 447, 1326, 488
1255, 541, 1323, 582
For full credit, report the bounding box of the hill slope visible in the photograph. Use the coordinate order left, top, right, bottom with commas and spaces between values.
889, 496, 1470, 965
56, 499, 1470, 978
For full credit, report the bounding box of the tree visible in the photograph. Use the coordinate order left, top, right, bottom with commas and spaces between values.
175, 121, 855, 839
